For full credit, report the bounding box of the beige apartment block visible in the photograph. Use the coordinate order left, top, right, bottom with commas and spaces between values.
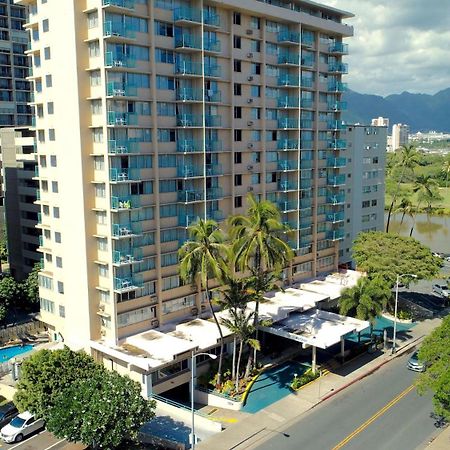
17, 0, 352, 394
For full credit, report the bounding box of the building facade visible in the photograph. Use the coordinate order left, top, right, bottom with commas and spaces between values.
339, 124, 386, 267
391, 123, 409, 151
17, 0, 352, 389
371, 116, 388, 128
0, 127, 39, 279
0, 0, 32, 127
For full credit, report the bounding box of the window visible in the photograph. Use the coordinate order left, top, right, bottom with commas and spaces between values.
251, 63, 261, 75
118, 306, 155, 327
162, 275, 181, 291
234, 174, 242, 186
87, 12, 98, 28
56, 256, 62, 268
51, 181, 58, 193
234, 129, 242, 141
94, 184, 106, 198
42, 19, 49, 32
91, 99, 102, 115
154, 21, 173, 37
250, 16, 260, 29
57, 281, 64, 294
233, 59, 241, 72
156, 75, 175, 90
372, 199, 378, 206
90, 70, 101, 86
53, 206, 59, 218
233, 12, 241, 25
44, 47, 51, 60
250, 40, 261, 53
88, 41, 100, 57
98, 264, 108, 278
155, 48, 174, 64
234, 106, 242, 119
55, 232, 61, 243
40, 298, 54, 314
233, 35, 241, 49
99, 290, 110, 304
95, 211, 107, 225
92, 128, 103, 143
234, 152, 242, 164
162, 295, 195, 315
234, 83, 241, 96
157, 102, 175, 116
251, 173, 261, 185
48, 129, 55, 141
97, 237, 108, 251
59, 305, 65, 318
157, 129, 176, 142
234, 196, 242, 208
47, 102, 54, 114
362, 200, 370, 208
251, 85, 261, 97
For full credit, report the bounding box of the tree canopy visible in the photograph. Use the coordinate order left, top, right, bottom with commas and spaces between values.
352, 231, 441, 286
417, 316, 450, 420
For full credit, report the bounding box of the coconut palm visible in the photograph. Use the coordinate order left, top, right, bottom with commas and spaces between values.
396, 197, 413, 224
386, 145, 421, 232
339, 277, 391, 339
442, 158, 450, 188
179, 219, 228, 386
228, 194, 294, 368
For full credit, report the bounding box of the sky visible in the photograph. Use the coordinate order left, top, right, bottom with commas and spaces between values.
319, 0, 450, 97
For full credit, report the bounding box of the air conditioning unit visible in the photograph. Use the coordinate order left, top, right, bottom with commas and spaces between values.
247, 76, 254, 81
247, 52, 253, 58
247, 142, 254, 148
247, 98, 253, 103
246, 29, 253, 35
247, 186, 254, 192
151, 319, 159, 327
191, 307, 199, 315
247, 120, 254, 126
247, 165, 254, 170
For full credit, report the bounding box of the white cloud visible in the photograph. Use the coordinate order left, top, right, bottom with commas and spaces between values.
320, 0, 450, 95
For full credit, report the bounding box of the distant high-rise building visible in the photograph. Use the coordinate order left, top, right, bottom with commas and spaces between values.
392, 123, 409, 151
339, 124, 386, 267
0, 1, 32, 127
371, 117, 389, 128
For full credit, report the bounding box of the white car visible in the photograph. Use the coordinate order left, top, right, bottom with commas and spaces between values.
0, 411, 44, 443
432, 283, 450, 298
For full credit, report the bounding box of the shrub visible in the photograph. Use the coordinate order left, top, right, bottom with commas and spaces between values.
291, 369, 319, 390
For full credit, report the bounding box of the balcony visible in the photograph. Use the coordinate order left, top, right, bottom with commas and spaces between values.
278, 117, 298, 129
35, 189, 40, 200
277, 96, 299, 108
108, 140, 139, 154
301, 99, 313, 108
205, 90, 221, 102
204, 39, 221, 53
327, 101, 347, 111
102, 0, 135, 8
277, 31, 300, 44
112, 248, 143, 265
177, 165, 203, 178
301, 35, 314, 47
300, 159, 313, 170
178, 214, 200, 227
327, 120, 346, 130
107, 111, 138, 126
327, 194, 345, 205
277, 200, 297, 212
278, 53, 299, 66
299, 219, 312, 229
204, 65, 221, 77
283, 220, 298, 230
207, 209, 224, 221
103, 21, 136, 39
173, 6, 202, 24
112, 222, 142, 238
328, 63, 348, 74
177, 87, 202, 102
206, 164, 223, 176
300, 119, 313, 128
301, 57, 314, 68
204, 12, 220, 28
328, 82, 348, 92
326, 212, 345, 223
278, 181, 297, 191
277, 75, 299, 87
301, 78, 313, 88
277, 139, 299, 150
205, 140, 223, 152
114, 276, 143, 292
326, 229, 345, 241
301, 140, 313, 149
299, 179, 312, 189
110, 168, 140, 182
176, 139, 203, 153
299, 198, 312, 209
327, 175, 346, 186
277, 160, 297, 171
106, 82, 137, 97
300, 236, 312, 246
205, 115, 221, 127
327, 157, 346, 168
329, 42, 349, 54
175, 60, 202, 76
178, 189, 204, 202
175, 34, 202, 50
105, 52, 136, 68
176, 114, 203, 127
206, 187, 223, 200
328, 139, 347, 149
111, 195, 140, 210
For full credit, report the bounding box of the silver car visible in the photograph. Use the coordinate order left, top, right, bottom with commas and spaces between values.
407, 351, 425, 372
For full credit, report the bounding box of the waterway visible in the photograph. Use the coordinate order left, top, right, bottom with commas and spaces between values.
386, 212, 450, 253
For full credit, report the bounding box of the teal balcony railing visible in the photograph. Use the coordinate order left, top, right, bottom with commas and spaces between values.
327, 120, 346, 130
278, 160, 297, 171
204, 65, 221, 77
327, 157, 346, 168
106, 81, 138, 97
300, 235, 313, 246
175, 33, 201, 50
111, 195, 140, 210
277, 139, 299, 150
278, 180, 297, 191
103, 21, 136, 39
326, 229, 345, 241
108, 140, 139, 154
300, 160, 313, 170
175, 60, 202, 76
114, 275, 143, 291
204, 12, 220, 27
301, 35, 314, 46
327, 175, 346, 186
328, 139, 347, 149
328, 63, 348, 73
207, 209, 224, 221
206, 164, 223, 176
301, 78, 313, 88
206, 187, 223, 200
178, 214, 200, 227
277, 31, 300, 44
105, 51, 136, 68
301, 139, 313, 149
205, 115, 221, 127
299, 198, 312, 209
205, 140, 222, 152
327, 101, 347, 111
38, 235, 43, 247
112, 222, 142, 237
278, 117, 298, 129
283, 220, 298, 230
328, 82, 348, 92
177, 114, 203, 127
277, 200, 297, 212
178, 189, 204, 202
278, 96, 299, 108
174, 6, 202, 23
301, 99, 313, 108
177, 165, 203, 178
205, 90, 221, 102
34, 166, 39, 177
299, 179, 312, 189
327, 194, 345, 204
107, 111, 138, 126
299, 219, 312, 229
37, 212, 42, 224
177, 139, 202, 153
177, 87, 202, 102
35, 189, 40, 200
301, 57, 314, 68
300, 119, 313, 128
102, 0, 135, 8
278, 53, 299, 65
112, 248, 143, 265
326, 212, 345, 222
329, 42, 348, 54
204, 39, 221, 52
110, 168, 140, 182
278, 75, 299, 87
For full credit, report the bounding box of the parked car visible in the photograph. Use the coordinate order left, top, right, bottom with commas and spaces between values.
407, 351, 426, 372
0, 411, 44, 443
432, 283, 449, 297
0, 403, 18, 429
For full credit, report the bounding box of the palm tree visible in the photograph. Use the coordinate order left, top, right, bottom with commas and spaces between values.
339, 277, 391, 340
228, 194, 294, 368
442, 158, 450, 188
179, 219, 228, 386
386, 145, 420, 232
396, 197, 413, 224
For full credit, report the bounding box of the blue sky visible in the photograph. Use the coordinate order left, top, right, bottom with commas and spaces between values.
320, 0, 450, 96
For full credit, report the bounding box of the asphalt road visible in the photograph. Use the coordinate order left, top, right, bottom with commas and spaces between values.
0, 430, 67, 450
256, 352, 440, 450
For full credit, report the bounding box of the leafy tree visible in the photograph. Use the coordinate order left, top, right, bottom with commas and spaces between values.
396, 197, 413, 225
441, 158, 450, 188
0, 230, 7, 262
417, 316, 450, 420
338, 276, 391, 338
45, 369, 155, 449
179, 219, 228, 386
23, 263, 40, 304
352, 231, 441, 287
0, 276, 21, 321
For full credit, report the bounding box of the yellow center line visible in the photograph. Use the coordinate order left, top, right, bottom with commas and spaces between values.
331, 384, 416, 450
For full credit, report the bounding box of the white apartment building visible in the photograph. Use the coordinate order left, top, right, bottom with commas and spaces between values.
371, 116, 388, 128
391, 123, 409, 151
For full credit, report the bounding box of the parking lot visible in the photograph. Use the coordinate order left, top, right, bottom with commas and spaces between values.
0, 430, 68, 450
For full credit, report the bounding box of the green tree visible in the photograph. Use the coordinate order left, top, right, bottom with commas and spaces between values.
45, 369, 155, 449
396, 197, 413, 225
0, 229, 7, 263
352, 231, 441, 287
179, 219, 228, 386
0, 276, 21, 321
338, 277, 391, 338
228, 194, 293, 368
441, 158, 450, 188
386, 145, 420, 232
417, 315, 450, 420
23, 263, 40, 304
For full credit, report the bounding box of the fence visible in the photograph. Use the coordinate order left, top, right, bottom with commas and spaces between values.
0, 320, 45, 345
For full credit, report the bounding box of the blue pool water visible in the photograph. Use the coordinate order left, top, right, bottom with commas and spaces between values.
242, 361, 309, 413
0, 344, 33, 362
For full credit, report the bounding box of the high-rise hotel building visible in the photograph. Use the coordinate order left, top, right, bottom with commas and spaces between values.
17, 0, 352, 368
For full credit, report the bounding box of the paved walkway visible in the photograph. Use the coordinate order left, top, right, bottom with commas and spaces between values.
425, 425, 450, 449
198, 316, 443, 449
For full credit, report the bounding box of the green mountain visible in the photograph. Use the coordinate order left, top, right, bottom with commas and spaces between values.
342, 88, 450, 132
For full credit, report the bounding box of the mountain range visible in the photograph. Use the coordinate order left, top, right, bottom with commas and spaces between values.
342, 88, 450, 133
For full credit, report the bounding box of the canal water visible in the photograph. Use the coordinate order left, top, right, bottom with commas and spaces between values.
386, 213, 450, 253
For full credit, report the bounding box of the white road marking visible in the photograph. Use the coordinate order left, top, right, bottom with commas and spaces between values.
8, 430, 45, 449
45, 438, 66, 450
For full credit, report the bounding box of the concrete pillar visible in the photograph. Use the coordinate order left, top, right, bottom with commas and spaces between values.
312, 346, 317, 374
142, 373, 153, 399
340, 336, 345, 362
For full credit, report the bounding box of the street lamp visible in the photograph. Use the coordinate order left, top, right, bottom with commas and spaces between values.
191, 351, 217, 449
392, 273, 417, 354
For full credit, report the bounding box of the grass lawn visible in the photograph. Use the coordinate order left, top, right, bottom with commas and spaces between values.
386, 184, 450, 213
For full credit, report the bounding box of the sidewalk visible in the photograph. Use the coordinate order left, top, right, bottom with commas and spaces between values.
425, 426, 450, 449
197, 316, 443, 450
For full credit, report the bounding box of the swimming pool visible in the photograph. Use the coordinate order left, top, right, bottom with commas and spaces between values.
0, 344, 34, 362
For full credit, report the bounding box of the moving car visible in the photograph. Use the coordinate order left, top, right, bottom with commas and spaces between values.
0, 411, 44, 443
432, 283, 449, 297
407, 351, 426, 372
0, 403, 18, 429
